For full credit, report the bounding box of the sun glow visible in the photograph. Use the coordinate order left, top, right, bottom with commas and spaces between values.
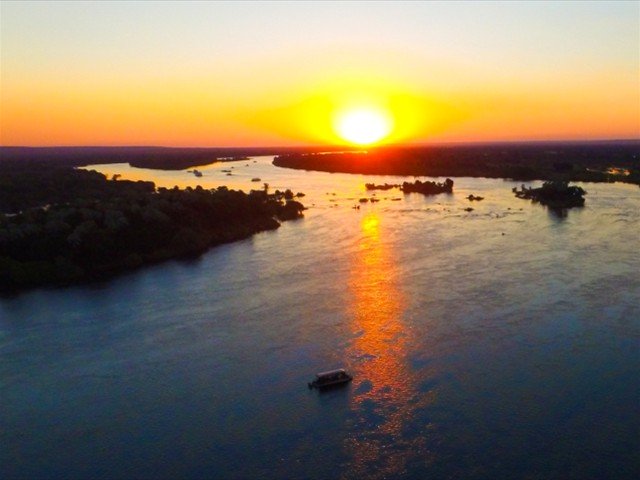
334, 107, 393, 145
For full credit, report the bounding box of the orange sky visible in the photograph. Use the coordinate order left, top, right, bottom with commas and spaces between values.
1, 2, 638, 147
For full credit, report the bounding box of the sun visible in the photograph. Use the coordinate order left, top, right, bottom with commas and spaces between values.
334, 107, 393, 146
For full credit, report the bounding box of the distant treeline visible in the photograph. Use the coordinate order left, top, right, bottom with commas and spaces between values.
0, 160, 155, 214
0, 162, 305, 292
273, 141, 640, 185
0, 145, 358, 170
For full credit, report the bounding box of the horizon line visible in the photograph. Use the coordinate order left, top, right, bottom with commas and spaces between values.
2, 137, 639, 151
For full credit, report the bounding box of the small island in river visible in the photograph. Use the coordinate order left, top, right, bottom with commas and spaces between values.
366, 178, 454, 195
0, 160, 305, 292
513, 180, 586, 209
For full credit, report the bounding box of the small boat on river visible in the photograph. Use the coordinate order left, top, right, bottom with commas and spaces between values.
308, 368, 353, 389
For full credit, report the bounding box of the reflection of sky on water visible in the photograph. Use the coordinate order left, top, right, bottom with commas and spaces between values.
3, 158, 635, 479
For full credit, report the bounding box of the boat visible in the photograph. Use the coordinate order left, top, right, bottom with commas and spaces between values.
308, 368, 353, 389
193, 169, 203, 177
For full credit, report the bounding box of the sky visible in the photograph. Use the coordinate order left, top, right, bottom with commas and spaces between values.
1, 0, 639, 147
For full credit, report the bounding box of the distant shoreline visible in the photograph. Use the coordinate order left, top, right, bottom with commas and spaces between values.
273, 141, 640, 186
1, 139, 638, 173
0, 145, 359, 170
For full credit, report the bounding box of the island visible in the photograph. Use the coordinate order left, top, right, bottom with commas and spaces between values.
0, 160, 305, 292
513, 180, 586, 209
366, 178, 454, 195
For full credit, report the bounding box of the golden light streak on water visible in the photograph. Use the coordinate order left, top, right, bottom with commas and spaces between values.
343, 212, 433, 479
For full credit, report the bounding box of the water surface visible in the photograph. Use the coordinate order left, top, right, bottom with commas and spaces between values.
2, 157, 639, 479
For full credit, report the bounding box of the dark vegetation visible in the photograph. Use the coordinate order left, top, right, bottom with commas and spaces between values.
0, 161, 305, 292
366, 178, 454, 195
274, 140, 640, 185
0, 145, 357, 170
0, 160, 156, 214
513, 180, 586, 209
1, 140, 636, 291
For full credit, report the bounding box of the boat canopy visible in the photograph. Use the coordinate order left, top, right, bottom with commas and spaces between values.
316, 369, 347, 378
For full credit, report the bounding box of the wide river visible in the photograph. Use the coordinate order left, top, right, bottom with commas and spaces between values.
1, 157, 639, 479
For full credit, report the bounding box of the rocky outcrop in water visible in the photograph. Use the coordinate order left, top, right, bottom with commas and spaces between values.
466, 194, 484, 201
365, 183, 395, 191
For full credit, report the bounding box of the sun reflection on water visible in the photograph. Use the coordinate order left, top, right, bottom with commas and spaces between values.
344, 212, 433, 479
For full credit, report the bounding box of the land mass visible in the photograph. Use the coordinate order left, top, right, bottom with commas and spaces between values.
513, 180, 586, 209
0, 145, 358, 170
273, 140, 640, 185
2, 140, 638, 291
0, 161, 304, 292
366, 178, 454, 195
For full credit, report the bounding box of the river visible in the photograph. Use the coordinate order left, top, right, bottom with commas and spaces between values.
1, 156, 639, 479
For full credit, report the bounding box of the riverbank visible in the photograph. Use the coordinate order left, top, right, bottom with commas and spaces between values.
0, 145, 358, 170
273, 140, 640, 185
0, 163, 305, 293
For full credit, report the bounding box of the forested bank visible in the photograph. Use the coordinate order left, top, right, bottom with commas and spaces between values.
0, 145, 355, 170
0, 162, 304, 292
274, 141, 640, 185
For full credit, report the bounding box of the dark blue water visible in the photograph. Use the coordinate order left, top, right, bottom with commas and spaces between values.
2, 160, 639, 479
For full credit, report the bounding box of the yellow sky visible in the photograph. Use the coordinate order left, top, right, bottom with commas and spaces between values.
1, 1, 638, 147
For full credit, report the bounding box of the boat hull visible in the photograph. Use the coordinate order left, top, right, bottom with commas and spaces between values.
308, 376, 353, 390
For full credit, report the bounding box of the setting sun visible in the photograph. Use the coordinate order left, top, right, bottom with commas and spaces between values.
334, 108, 393, 145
